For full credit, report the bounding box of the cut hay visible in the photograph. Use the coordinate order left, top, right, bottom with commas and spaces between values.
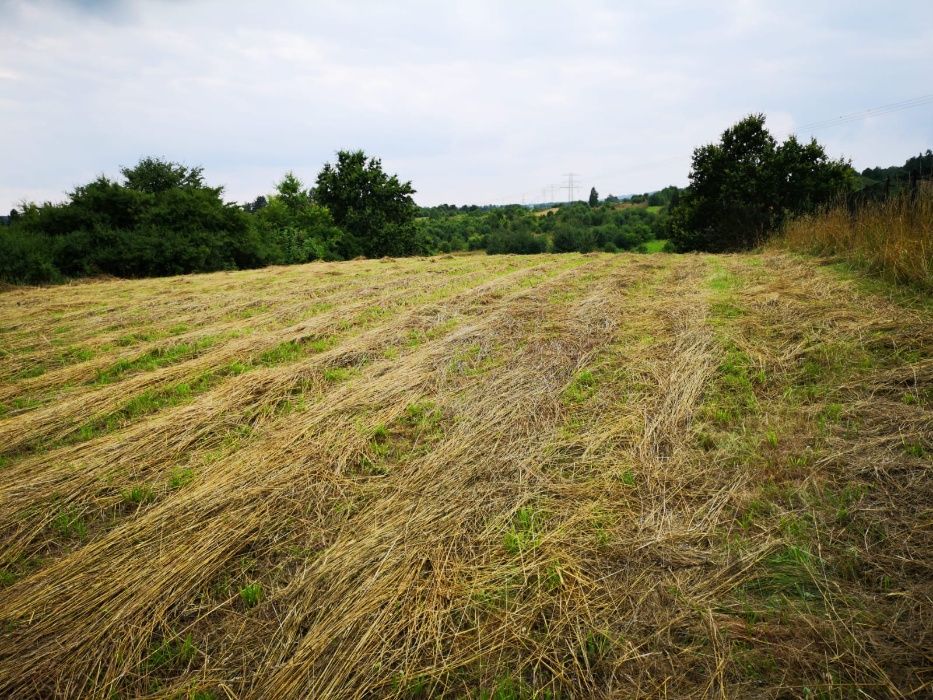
0, 252, 929, 698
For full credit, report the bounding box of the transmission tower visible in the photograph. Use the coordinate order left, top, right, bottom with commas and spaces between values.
561, 173, 579, 203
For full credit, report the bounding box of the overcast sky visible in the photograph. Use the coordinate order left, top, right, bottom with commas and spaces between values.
1, 0, 931, 210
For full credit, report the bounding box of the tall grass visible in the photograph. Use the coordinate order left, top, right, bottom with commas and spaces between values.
781, 183, 932, 290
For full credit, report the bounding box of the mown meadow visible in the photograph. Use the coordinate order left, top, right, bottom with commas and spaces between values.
0, 250, 929, 698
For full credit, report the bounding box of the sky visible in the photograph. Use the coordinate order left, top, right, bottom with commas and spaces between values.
1, 0, 932, 211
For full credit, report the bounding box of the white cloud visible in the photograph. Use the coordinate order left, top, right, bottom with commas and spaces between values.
0, 0, 931, 210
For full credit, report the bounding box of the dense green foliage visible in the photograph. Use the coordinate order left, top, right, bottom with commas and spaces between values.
314, 150, 418, 258
668, 115, 853, 252
0, 152, 419, 284
1, 159, 268, 284
251, 173, 344, 263
4, 125, 921, 286
857, 149, 933, 200
414, 201, 669, 256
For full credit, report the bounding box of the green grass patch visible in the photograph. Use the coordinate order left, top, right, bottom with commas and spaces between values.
257, 340, 302, 366
168, 466, 195, 489
51, 506, 87, 539
122, 485, 155, 505
707, 268, 740, 292
115, 329, 160, 347
479, 677, 540, 700
306, 335, 337, 353
701, 347, 759, 426
710, 300, 744, 319
448, 343, 497, 376
144, 634, 197, 672
404, 400, 442, 431
746, 545, 822, 602
60, 345, 94, 364
641, 238, 668, 252
13, 365, 45, 380
562, 368, 597, 403
503, 506, 541, 555
239, 583, 263, 608
0, 396, 43, 417
323, 367, 352, 382
96, 336, 218, 384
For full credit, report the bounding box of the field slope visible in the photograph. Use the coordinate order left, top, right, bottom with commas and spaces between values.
0, 252, 930, 698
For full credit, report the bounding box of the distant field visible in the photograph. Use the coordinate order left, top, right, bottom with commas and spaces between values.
0, 252, 929, 697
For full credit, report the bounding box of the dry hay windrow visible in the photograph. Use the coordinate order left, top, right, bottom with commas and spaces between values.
0, 258, 411, 386
0, 255, 596, 570
0, 255, 553, 453
0, 257, 473, 361
0, 255, 541, 427
0, 251, 930, 698
0, 253, 635, 696
0, 259, 388, 375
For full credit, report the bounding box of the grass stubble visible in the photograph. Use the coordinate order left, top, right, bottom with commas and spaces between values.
0, 250, 929, 698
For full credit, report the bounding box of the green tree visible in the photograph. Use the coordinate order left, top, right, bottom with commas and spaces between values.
552, 225, 596, 253
588, 187, 599, 207
313, 150, 417, 258
1, 157, 270, 282
274, 172, 309, 212
252, 172, 344, 263
670, 114, 852, 251
121, 157, 207, 194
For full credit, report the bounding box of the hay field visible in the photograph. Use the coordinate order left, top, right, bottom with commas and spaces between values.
0, 252, 930, 698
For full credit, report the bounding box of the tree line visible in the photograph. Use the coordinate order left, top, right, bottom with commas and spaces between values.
415, 199, 670, 256
0, 150, 420, 284
1, 118, 928, 284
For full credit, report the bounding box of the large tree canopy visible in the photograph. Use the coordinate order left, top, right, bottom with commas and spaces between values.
314, 150, 418, 258
121, 157, 210, 195
669, 114, 853, 252
2, 157, 266, 281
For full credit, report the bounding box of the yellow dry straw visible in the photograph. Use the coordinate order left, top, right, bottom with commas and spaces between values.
0, 256, 596, 567
0, 251, 929, 698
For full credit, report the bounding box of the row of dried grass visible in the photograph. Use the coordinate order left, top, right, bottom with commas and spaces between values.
0, 255, 513, 400
0, 251, 929, 697
0, 256, 557, 452
0, 253, 640, 697
0, 255, 596, 569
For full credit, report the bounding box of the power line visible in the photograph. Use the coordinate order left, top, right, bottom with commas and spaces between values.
796, 94, 933, 133
489, 93, 933, 206
561, 173, 579, 203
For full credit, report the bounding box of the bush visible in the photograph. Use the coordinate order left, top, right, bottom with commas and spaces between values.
1, 158, 272, 285
486, 228, 547, 255
314, 150, 418, 258
0, 229, 59, 284
467, 233, 485, 251
251, 179, 344, 264
552, 226, 596, 253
